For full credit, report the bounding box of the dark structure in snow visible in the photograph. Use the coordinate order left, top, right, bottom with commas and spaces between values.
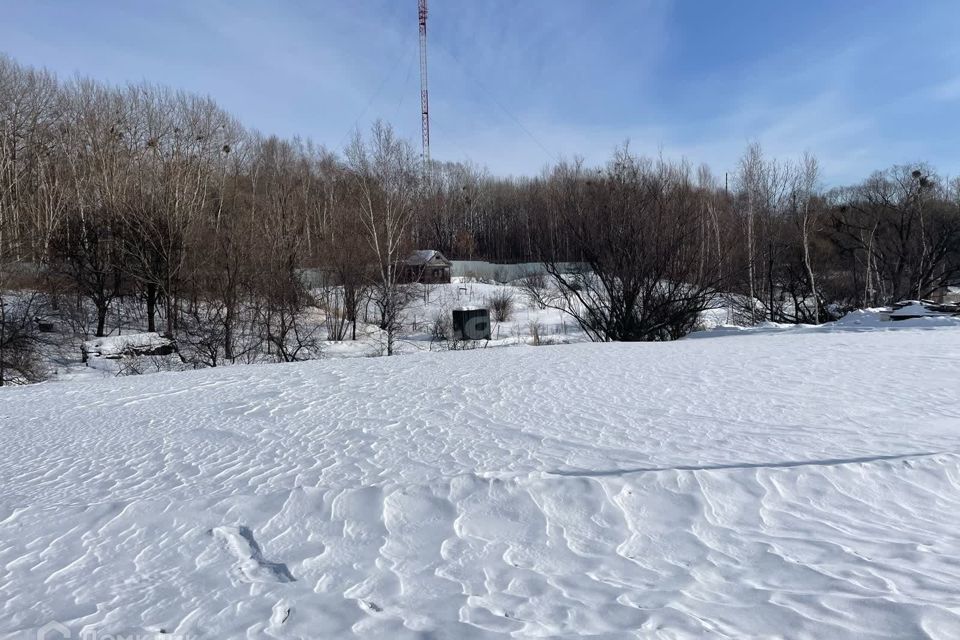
399, 250, 451, 284
452, 307, 491, 340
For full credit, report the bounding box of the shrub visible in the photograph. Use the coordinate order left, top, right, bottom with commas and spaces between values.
529, 320, 542, 346
487, 288, 515, 322
522, 273, 548, 309
0, 292, 50, 385
431, 310, 451, 341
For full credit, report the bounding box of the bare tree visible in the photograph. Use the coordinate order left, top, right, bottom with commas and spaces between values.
831, 165, 960, 305
0, 274, 50, 385
795, 153, 823, 322
316, 161, 372, 341
533, 150, 726, 342
250, 136, 321, 361
50, 212, 125, 337
346, 121, 419, 355
736, 145, 762, 322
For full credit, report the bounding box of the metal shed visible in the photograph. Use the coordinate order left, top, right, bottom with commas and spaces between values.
452, 307, 491, 340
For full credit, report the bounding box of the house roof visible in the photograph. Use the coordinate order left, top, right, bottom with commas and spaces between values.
404, 250, 451, 266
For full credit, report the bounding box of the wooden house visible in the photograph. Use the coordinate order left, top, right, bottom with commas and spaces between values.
399, 250, 452, 284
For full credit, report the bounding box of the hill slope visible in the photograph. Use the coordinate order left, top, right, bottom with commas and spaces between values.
2, 323, 960, 638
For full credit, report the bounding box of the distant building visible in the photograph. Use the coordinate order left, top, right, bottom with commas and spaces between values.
400, 250, 452, 284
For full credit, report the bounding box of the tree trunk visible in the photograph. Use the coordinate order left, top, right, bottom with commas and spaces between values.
768, 251, 775, 322
224, 299, 235, 362
96, 304, 108, 337
802, 218, 819, 323
146, 282, 157, 333
747, 201, 756, 323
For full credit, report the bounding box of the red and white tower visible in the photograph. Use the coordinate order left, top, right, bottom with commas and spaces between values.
418, 0, 430, 168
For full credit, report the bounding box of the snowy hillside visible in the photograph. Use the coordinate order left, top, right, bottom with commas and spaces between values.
3, 322, 960, 638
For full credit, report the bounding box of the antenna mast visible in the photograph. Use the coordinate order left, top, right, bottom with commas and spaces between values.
418, 0, 430, 168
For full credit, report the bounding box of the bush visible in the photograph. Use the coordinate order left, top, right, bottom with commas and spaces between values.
116, 354, 187, 377
487, 288, 515, 322
430, 310, 451, 341
529, 320, 542, 346
522, 273, 548, 309
0, 292, 49, 385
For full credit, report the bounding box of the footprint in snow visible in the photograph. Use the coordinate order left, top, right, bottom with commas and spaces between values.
211, 525, 295, 583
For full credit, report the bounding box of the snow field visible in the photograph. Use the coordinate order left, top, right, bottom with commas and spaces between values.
2, 322, 960, 638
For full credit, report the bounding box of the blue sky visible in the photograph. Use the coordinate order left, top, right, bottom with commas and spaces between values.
3, 0, 959, 183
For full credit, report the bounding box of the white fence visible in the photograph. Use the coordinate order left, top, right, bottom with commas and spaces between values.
451, 261, 584, 282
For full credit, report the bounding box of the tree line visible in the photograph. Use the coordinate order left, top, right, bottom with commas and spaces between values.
1, 53, 959, 381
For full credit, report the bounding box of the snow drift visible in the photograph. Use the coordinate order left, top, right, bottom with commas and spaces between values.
2, 322, 960, 638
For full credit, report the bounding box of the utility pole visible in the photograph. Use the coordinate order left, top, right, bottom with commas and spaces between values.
418, 0, 430, 169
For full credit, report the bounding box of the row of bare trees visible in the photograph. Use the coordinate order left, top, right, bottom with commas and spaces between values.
420, 149, 960, 330
2, 53, 960, 378
732, 145, 960, 323
0, 55, 422, 381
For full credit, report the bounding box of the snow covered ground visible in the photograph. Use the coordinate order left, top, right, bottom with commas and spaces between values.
2, 319, 960, 638
47, 279, 586, 382
320, 279, 585, 361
